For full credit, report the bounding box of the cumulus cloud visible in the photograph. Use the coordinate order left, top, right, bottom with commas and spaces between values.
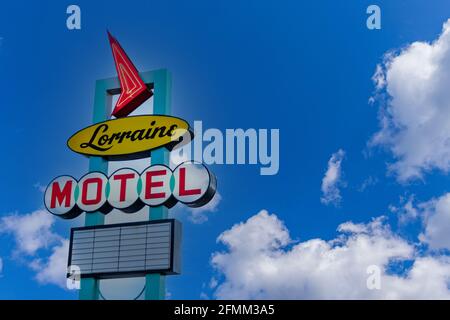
321, 149, 345, 206
211, 210, 450, 299
371, 19, 450, 182
389, 195, 420, 225
30, 240, 69, 288
358, 176, 378, 192
0, 210, 62, 255
416, 193, 450, 251
171, 190, 222, 224
388, 193, 450, 251
188, 192, 222, 224
0, 210, 69, 288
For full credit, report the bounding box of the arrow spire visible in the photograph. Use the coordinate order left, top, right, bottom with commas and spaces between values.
107, 31, 152, 118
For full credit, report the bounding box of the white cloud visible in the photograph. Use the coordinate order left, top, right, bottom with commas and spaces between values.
171, 191, 222, 224
321, 149, 345, 206
0, 257, 3, 275
188, 192, 222, 224
0, 210, 69, 288
0, 210, 61, 255
371, 19, 450, 182
31, 240, 69, 288
209, 277, 218, 289
416, 193, 450, 251
390, 196, 420, 225
358, 176, 378, 192
211, 210, 450, 299
388, 193, 450, 251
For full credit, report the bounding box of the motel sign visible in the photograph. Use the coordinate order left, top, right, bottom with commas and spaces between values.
44, 32, 216, 300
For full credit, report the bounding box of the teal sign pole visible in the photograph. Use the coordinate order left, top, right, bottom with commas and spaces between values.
79, 69, 171, 300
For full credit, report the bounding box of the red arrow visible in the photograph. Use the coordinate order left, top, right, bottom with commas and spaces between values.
107, 31, 152, 118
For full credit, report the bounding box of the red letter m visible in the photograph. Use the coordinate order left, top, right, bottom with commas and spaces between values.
50, 180, 73, 208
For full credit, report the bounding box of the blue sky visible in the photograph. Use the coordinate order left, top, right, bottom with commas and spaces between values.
1, 0, 450, 299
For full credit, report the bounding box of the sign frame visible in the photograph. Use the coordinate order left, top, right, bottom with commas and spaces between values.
66, 114, 191, 159
68, 219, 181, 279
79, 68, 171, 300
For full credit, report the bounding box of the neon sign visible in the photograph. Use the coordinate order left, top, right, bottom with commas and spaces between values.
45, 161, 216, 219
67, 115, 191, 157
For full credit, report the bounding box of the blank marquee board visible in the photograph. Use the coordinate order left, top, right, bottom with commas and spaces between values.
68, 219, 181, 279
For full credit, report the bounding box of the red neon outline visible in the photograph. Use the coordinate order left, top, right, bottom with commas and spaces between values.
108, 31, 152, 118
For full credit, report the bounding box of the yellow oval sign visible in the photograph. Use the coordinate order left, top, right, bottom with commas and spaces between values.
67, 115, 191, 157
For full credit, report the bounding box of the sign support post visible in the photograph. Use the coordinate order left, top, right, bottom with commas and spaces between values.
145, 69, 171, 300
79, 69, 171, 300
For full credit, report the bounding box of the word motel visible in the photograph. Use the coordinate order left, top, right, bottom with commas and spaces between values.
45, 161, 216, 219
